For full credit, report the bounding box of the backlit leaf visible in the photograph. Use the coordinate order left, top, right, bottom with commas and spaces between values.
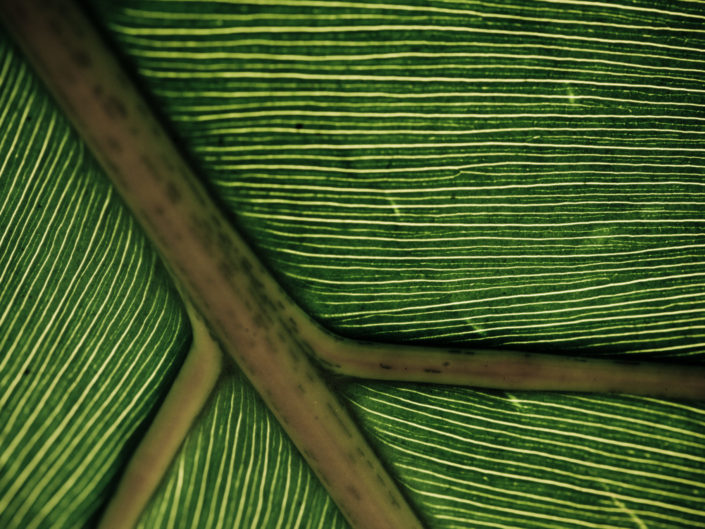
2, 1, 704, 527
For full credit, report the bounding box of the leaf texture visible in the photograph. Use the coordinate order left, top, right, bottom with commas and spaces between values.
344, 382, 705, 529
85, 1, 705, 528
91, 0, 705, 357
2, 1, 704, 528
136, 371, 349, 529
0, 33, 190, 528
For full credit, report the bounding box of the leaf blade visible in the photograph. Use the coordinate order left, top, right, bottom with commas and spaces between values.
90, 0, 705, 358
344, 382, 705, 529
136, 371, 350, 529
0, 32, 190, 529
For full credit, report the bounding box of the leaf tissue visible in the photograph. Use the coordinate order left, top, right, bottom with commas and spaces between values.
1, 1, 705, 529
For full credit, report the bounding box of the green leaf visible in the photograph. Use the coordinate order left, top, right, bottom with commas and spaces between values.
136, 371, 348, 529
0, 35, 189, 528
344, 383, 705, 528
2, 1, 705, 528
91, 0, 705, 356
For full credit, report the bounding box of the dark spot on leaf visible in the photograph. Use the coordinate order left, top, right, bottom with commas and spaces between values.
326, 401, 352, 438
105, 135, 122, 153
72, 49, 91, 68
165, 182, 181, 203
379, 363, 392, 369
103, 95, 127, 120
424, 368, 442, 374
139, 154, 158, 178
346, 485, 361, 501
240, 256, 252, 274
295, 123, 304, 130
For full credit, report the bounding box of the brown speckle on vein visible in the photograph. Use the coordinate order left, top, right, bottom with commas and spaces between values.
104, 135, 122, 154
165, 182, 181, 203
102, 95, 128, 120
138, 153, 158, 179
326, 401, 353, 439
71, 48, 90, 68
346, 485, 362, 501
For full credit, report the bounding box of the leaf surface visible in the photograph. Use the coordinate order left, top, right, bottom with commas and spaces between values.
0, 34, 189, 528
344, 382, 705, 528
1, 0, 705, 528
87, 0, 705, 527
91, 0, 705, 356
136, 371, 349, 529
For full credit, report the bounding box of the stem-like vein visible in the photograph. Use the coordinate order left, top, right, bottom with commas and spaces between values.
2, 0, 703, 526
319, 338, 705, 400
97, 302, 222, 529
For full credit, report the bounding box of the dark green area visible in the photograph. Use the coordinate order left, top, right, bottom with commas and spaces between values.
93, 0, 705, 357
